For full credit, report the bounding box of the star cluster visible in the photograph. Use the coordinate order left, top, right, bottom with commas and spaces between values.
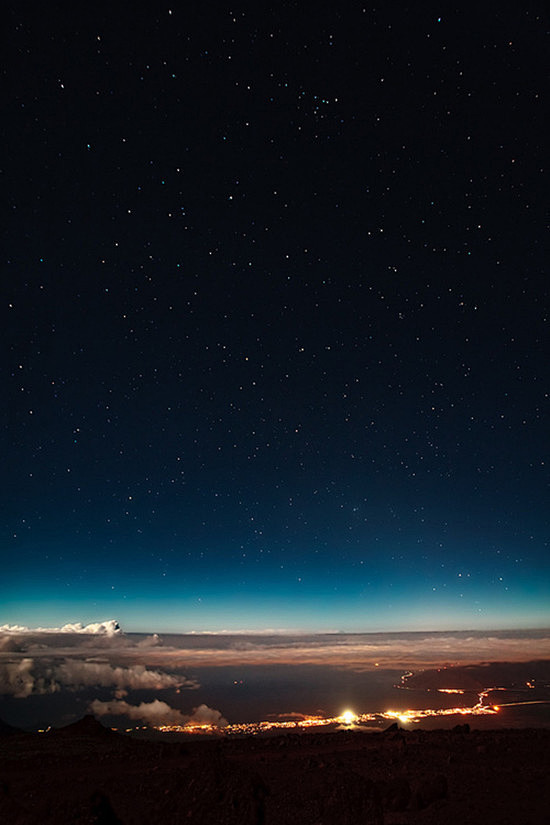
2, 4, 548, 631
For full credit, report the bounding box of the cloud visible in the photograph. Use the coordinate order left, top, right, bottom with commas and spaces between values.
0, 658, 35, 698
0, 625, 31, 634
124, 631, 550, 671
90, 698, 186, 724
189, 703, 228, 726
0, 619, 122, 636
2, 625, 549, 705
90, 698, 227, 727
0, 658, 58, 698
6, 626, 548, 672
54, 661, 198, 692
0, 635, 23, 653
0, 657, 198, 698
136, 633, 163, 648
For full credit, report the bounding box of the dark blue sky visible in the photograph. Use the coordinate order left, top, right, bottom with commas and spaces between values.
2, 3, 548, 631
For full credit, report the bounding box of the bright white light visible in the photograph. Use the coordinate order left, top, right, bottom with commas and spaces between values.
340, 709, 357, 725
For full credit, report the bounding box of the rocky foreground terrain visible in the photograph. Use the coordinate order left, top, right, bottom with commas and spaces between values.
0, 716, 549, 824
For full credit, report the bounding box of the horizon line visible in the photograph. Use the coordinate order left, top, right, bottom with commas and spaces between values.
2, 619, 550, 637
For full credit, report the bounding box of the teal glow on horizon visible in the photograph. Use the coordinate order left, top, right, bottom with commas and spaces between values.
2, 4, 547, 641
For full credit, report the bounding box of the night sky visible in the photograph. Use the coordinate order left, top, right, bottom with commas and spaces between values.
2, 3, 548, 633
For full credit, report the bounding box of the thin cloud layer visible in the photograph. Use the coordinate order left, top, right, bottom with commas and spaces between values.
54, 661, 198, 694
124, 631, 550, 671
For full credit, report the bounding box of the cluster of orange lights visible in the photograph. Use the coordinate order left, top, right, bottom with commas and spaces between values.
151, 700, 501, 737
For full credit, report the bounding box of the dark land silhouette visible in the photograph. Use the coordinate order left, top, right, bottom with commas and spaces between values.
1, 715, 549, 823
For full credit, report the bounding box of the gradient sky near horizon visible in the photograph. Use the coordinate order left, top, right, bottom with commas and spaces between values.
2, 3, 548, 633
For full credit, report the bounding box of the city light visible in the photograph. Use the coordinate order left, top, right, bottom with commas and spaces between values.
147, 692, 501, 737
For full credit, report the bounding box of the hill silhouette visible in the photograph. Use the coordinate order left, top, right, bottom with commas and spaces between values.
48, 713, 117, 739
0, 716, 24, 737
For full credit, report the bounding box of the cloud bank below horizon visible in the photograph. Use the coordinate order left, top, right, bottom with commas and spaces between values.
1, 620, 550, 674
1, 620, 549, 729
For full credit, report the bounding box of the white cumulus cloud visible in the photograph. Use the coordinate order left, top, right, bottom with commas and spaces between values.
0, 619, 122, 636
90, 698, 227, 727
189, 703, 228, 726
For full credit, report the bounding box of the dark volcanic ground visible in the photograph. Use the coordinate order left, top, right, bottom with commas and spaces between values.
1, 716, 549, 824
